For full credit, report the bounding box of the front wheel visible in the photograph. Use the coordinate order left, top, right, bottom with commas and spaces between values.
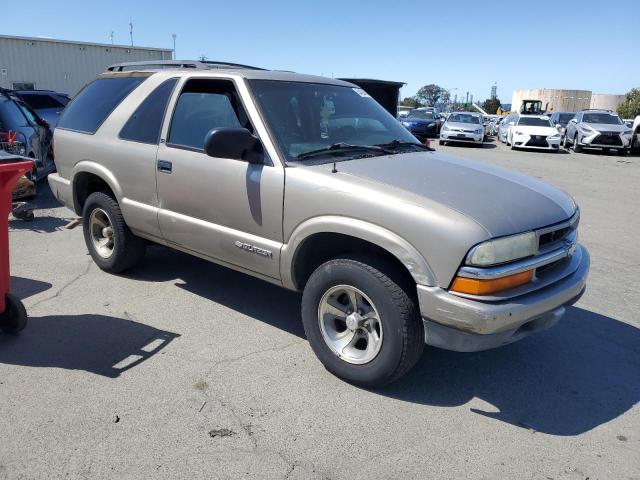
301, 256, 424, 388
82, 192, 146, 273
573, 135, 582, 153
438, 139, 445, 145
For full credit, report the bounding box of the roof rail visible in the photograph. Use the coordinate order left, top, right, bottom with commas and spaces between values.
581, 108, 614, 112
106, 59, 266, 72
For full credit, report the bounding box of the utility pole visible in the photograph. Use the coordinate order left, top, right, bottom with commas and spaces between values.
465, 91, 469, 105
172, 34, 177, 60
129, 17, 133, 47
470, 94, 474, 105
109, 31, 114, 45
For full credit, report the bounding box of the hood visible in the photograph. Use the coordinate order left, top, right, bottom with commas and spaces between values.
583, 123, 627, 133
514, 125, 558, 136
330, 151, 576, 237
445, 122, 483, 131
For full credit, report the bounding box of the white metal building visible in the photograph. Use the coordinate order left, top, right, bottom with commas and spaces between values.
511, 88, 626, 113
0, 35, 172, 95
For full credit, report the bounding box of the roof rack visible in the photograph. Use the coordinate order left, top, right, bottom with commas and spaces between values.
106, 59, 266, 72
581, 108, 614, 112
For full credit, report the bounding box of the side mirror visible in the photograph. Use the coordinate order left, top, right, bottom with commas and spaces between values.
204, 128, 263, 164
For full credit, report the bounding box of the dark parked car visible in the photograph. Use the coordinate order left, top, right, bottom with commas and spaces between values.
13, 90, 71, 128
549, 112, 576, 140
0, 90, 54, 182
401, 109, 440, 140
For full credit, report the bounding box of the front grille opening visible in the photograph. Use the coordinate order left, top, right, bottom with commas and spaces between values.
539, 226, 571, 249
593, 134, 622, 146
526, 136, 548, 147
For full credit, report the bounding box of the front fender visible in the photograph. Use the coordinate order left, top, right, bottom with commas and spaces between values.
280, 215, 436, 290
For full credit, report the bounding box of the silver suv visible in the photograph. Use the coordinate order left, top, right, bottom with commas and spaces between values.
564, 109, 633, 154
48, 61, 589, 387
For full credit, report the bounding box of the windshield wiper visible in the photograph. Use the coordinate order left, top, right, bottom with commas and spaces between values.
376, 140, 433, 151
296, 143, 392, 160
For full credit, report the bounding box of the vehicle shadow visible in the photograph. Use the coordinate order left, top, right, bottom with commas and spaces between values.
126, 247, 639, 436
0, 313, 180, 378
380, 306, 640, 436
130, 246, 305, 338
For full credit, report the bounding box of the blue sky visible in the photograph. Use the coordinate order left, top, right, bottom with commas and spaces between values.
3, 0, 639, 102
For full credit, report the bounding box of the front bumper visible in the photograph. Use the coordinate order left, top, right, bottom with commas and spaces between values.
578, 132, 631, 149
417, 245, 590, 352
440, 131, 483, 143
512, 134, 561, 150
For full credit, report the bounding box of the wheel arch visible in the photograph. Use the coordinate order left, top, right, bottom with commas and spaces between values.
71, 162, 122, 215
281, 216, 435, 291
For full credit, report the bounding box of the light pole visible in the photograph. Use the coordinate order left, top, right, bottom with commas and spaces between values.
172, 34, 176, 60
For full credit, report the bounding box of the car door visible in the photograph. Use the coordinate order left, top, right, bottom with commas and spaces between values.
155, 76, 285, 280
15, 100, 53, 174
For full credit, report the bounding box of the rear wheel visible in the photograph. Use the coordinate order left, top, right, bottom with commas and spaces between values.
301, 256, 424, 388
82, 192, 146, 273
438, 139, 445, 146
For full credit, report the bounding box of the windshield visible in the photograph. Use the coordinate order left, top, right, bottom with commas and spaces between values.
518, 117, 552, 127
447, 113, 481, 124
407, 110, 434, 120
250, 80, 419, 162
558, 113, 575, 124
583, 113, 623, 125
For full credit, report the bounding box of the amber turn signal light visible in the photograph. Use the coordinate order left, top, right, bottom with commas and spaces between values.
450, 270, 533, 295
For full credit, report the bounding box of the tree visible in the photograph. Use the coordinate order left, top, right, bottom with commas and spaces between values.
415, 84, 445, 107
399, 96, 421, 108
617, 88, 640, 118
482, 97, 502, 115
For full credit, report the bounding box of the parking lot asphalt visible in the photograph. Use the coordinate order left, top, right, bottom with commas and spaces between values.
1, 138, 639, 480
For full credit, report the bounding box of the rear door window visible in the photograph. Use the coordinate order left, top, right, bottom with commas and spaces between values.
58, 75, 147, 134
120, 78, 177, 144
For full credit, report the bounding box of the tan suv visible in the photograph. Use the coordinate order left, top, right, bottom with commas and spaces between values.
48, 61, 589, 387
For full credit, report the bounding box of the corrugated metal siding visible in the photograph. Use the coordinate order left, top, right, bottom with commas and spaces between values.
0, 36, 172, 95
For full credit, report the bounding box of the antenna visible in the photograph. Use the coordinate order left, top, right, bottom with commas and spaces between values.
129, 17, 133, 46
172, 33, 177, 60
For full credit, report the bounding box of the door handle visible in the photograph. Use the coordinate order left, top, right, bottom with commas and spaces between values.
157, 160, 172, 174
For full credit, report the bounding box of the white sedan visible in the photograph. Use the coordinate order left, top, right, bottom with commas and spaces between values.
506, 115, 562, 151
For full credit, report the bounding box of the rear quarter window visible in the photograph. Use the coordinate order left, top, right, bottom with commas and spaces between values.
120, 78, 177, 144
57, 76, 147, 134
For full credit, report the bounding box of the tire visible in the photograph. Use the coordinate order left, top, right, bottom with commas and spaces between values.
563, 134, 570, 149
573, 134, 582, 153
0, 293, 27, 334
301, 256, 424, 388
438, 139, 445, 146
82, 192, 146, 273
617, 148, 628, 156
632, 131, 640, 154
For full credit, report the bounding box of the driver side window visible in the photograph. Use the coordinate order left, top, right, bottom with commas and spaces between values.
168, 79, 251, 151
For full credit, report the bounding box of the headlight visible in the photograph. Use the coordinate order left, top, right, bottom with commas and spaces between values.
442, 125, 450, 131
466, 231, 537, 266
475, 128, 483, 134
549, 133, 561, 139
428, 122, 435, 127
579, 125, 595, 133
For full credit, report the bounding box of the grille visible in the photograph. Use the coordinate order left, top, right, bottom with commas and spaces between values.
592, 133, 622, 146
539, 226, 571, 249
526, 136, 548, 147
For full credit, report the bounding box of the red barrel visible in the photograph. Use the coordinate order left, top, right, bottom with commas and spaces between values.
0, 156, 35, 333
